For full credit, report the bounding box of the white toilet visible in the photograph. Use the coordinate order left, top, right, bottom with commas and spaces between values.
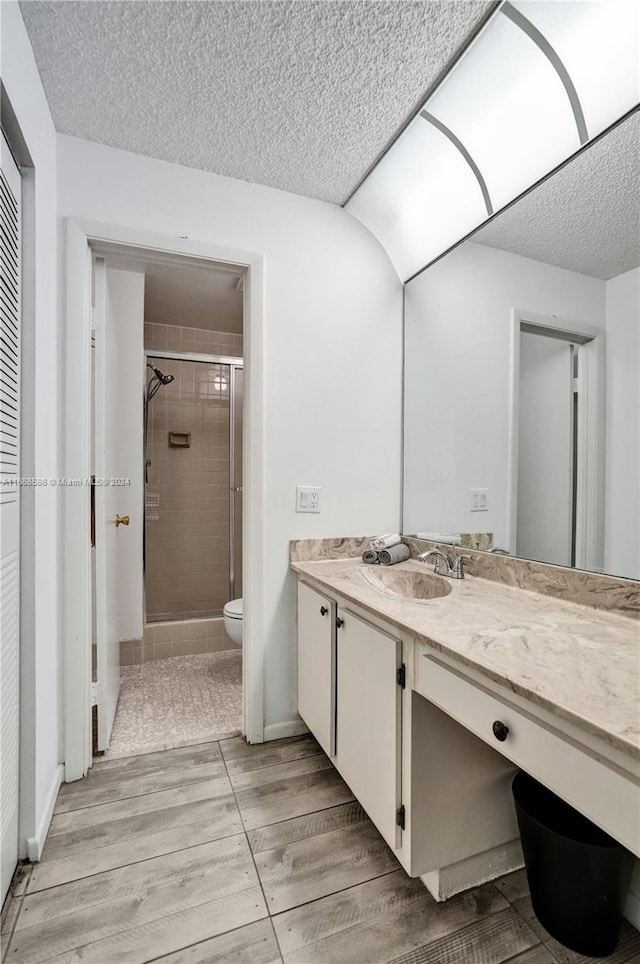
223, 598, 243, 646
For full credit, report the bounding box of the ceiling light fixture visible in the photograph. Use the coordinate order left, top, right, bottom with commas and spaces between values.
346, 0, 640, 282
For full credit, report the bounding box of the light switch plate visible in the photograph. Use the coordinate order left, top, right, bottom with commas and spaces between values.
296, 485, 321, 513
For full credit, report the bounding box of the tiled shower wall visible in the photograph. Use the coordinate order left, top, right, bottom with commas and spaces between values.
145, 322, 242, 358
120, 617, 235, 665
145, 323, 242, 624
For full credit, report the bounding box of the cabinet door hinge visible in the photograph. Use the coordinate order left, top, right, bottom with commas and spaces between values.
396, 663, 406, 689
396, 805, 406, 831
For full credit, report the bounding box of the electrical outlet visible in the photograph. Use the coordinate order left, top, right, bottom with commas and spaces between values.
296, 485, 321, 513
470, 488, 488, 512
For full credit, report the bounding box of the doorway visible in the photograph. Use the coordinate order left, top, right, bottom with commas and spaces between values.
516, 330, 578, 567
90, 253, 247, 759
64, 222, 265, 782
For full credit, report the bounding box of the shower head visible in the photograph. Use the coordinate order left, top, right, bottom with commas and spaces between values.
147, 364, 175, 385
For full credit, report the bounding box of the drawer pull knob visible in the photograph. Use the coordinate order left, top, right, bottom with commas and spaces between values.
320, 606, 328, 616
336, 617, 344, 629
492, 720, 509, 742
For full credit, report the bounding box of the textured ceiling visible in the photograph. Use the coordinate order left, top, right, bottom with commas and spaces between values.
472, 112, 640, 281
19, 0, 494, 203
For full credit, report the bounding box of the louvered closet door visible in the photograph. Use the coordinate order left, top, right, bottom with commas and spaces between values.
0, 131, 21, 905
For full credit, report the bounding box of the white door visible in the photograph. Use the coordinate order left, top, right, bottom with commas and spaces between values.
297, 582, 335, 757
335, 609, 402, 850
0, 133, 21, 904
517, 331, 574, 566
93, 262, 144, 750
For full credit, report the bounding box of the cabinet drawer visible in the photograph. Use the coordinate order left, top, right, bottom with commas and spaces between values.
418, 655, 639, 857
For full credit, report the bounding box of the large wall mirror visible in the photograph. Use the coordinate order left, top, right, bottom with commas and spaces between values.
402, 109, 639, 580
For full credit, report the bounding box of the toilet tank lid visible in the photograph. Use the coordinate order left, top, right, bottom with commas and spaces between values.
224, 598, 243, 618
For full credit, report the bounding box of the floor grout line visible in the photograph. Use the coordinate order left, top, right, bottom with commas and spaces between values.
221, 739, 277, 933
26, 832, 249, 897
94, 734, 228, 765
268, 866, 404, 922
232, 795, 358, 836
219, 736, 405, 963
53, 775, 228, 814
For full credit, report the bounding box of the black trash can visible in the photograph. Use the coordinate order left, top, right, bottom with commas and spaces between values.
512, 771, 634, 957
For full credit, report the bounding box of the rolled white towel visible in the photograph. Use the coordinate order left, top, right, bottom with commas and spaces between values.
416, 532, 462, 546
362, 549, 379, 565
378, 544, 410, 566
370, 532, 401, 551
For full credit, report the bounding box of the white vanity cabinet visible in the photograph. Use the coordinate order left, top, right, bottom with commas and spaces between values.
294, 560, 640, 907
297, 582, 335, 757
335, 608, 403, 850
297, 577, 523, 890
297, 581, 403, 849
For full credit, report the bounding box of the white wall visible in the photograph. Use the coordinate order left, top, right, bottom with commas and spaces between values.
403, 242, 605, 548
604, 267, 640, 580
1, 1, 62, 853
56, 134, 403, 733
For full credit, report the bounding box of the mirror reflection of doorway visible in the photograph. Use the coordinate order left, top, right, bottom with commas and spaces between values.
516, 331, 578, 566
511, 315, 603, 570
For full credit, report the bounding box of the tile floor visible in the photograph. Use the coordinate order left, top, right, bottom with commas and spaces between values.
105, 651, 242, 759
2, 734, 639, 964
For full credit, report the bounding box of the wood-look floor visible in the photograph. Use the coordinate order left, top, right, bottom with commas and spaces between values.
2, 734, 639, 964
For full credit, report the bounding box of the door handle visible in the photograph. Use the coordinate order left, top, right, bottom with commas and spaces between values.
231, 486, 243, 492
114, 515, 130, 527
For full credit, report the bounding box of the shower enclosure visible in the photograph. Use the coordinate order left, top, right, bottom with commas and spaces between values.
144, 352, 243, 622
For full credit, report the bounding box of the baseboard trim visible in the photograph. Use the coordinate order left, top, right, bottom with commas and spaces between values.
26, 763, 64, 862
263, 718, 309, 742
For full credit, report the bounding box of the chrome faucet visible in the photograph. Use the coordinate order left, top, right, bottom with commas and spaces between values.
417, 549, 471, 579
417, 549, 452, 575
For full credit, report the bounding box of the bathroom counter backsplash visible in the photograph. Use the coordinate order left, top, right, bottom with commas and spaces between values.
290, 539, 640, 764
290, 536, 640, 619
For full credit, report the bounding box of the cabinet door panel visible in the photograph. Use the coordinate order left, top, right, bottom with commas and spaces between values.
336, 609, 401, 849
297, 582, 335, 756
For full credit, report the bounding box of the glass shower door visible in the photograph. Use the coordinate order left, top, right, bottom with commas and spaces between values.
145, 356, 232, 621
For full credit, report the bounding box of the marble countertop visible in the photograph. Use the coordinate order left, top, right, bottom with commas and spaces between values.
291, 557, 640, 765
